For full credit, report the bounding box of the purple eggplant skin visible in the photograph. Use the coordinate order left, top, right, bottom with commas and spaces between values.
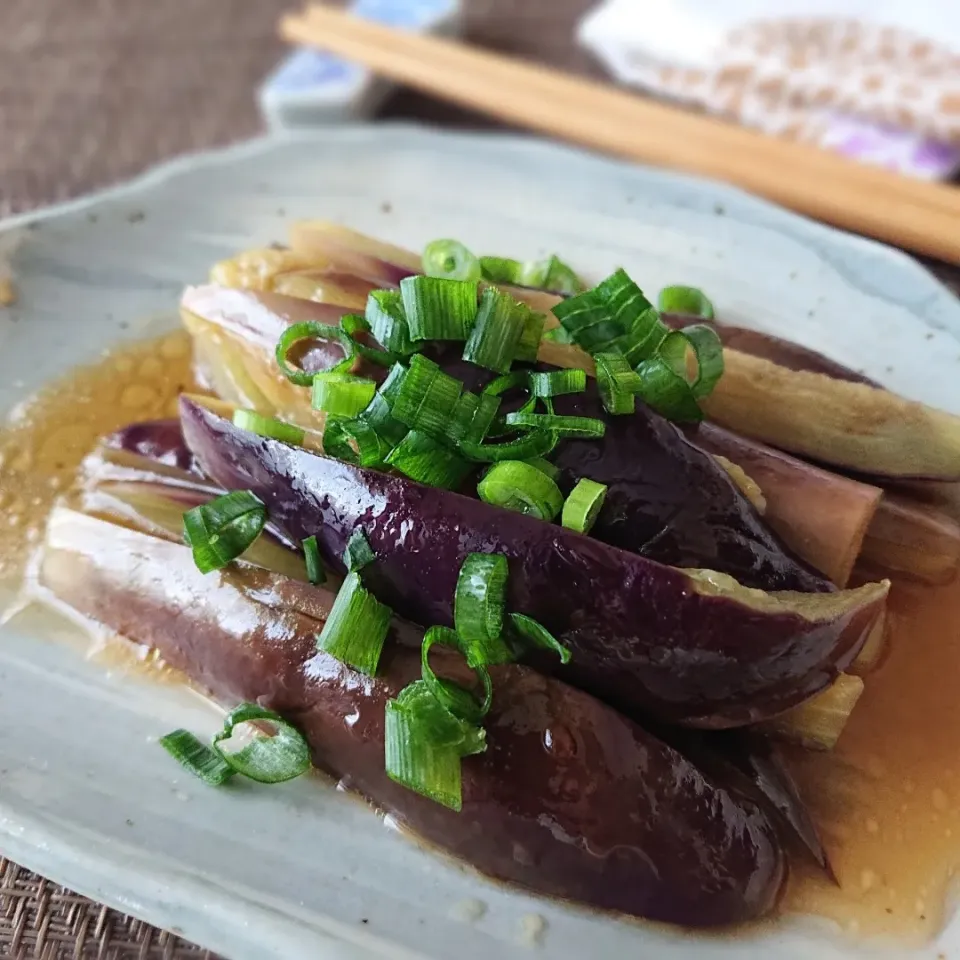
662, 314, 876, 386
433, 353, 831, 593
42, 509, 786, 927
180, 397, 886, 728
105, 419, 198, 472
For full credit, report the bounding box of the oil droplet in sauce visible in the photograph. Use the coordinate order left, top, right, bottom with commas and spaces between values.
4, 328, 960, 947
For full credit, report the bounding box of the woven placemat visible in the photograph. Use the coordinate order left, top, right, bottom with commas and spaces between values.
0, 0, 958, 957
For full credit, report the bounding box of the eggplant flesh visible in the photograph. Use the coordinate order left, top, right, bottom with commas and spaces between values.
39, 507, 785, 927
181, 397, 887, 729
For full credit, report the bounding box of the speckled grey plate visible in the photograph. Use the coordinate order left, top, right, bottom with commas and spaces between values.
1, 126, 958, 960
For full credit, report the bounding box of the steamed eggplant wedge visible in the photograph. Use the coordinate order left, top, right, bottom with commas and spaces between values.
181, 397, 888, 728
179, 285, 831, 592
38, 506, 786, 927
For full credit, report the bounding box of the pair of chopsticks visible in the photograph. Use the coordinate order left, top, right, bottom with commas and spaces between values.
281, 5, 960, 265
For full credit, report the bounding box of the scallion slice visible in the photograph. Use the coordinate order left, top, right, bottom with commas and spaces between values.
680, 323, 725, 399
541, 325, 573, 344
458, 429, 556, 463
503, 411, 605, 439
513, 302, 546, 364
552, 289, 623, 352
522, 457, 560, 482
159, 729, 235, 786
478, 256, 524, 286
232, 410, 305, 446
633, 330, 707, 422
357, 362, 411, 451
341, 313, 371, 338
423, 239, 482, 282
366, 290, 414, 356
275, 322, 356, 386
454, 553, 513, 666
477, 460, 563, 522
658, 285, 715, 319
182, 491, 267, 574
316, 571, 392, 676
322, 417, 387, 468
561, 478, 608, 534
400, 276, 478, 342
594, 350, 643, 415
527, 368, 587, 398
420, 626, 493, 725
302, 535, 326, 585
386, 430, 474, 489
392, 354, 464, 440
508, 612, 572, 664
212, 703, 311, 784
462, 288, 525, 374
311, 372, 377, 420
343, 528, 375, 572
447, 391, 501, 446
342, 312, 396, 369
385, 683, 484, 812
479, 255, 584, 295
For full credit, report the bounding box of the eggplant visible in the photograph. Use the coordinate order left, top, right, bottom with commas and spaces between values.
181, 286, 831, 592
661, 314, 876, 386
180, 397, 888, 728
105, 419, 198, 473
39, 506, 786, 926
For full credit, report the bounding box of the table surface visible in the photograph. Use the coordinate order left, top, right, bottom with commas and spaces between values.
0, 0, 957, 956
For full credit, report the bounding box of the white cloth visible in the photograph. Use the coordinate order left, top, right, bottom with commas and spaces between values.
578, 0, 960, 177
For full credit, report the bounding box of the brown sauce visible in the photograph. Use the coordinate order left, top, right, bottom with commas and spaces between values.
3, 331, 960, 944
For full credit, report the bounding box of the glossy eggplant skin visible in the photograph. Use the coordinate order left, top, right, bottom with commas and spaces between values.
433, 354, 830, 593
106, 419, 198, 472
41, 508, 785, 926
180, 397, 887, 728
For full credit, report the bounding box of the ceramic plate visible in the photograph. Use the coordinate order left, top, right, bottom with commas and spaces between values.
1, 126, 958, 960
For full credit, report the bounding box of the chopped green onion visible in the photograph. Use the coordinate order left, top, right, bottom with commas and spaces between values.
275, 322, 356, 386
522, 457, 559, 482
552, 289, 622, 353
454, 553, 513, 666
159, 729, 235, 786
594, 350, 643, 415
212, 703, 311, 784
311, 373, 377, 419
533, 255, 586, 295
322, 417, 387, 468
459, 429, 556, 463
316, 571, 392, 675
355, 362, 411, 451
513, 303, 547, 364
503, 411, 605, 439
658, 285, 715, 319
447, 391, 501, 446
400, 276, 478, 342
462, 288, 524, 374
528, 368, 587, 398
232, 410, 306, 446
483, 370, 529, 398
679, 323, 725, 399
508, 612, 572, 664
594, 269, 661, 356
392, 354, 463, 440
478, 256, 524, 286
385, 683, 484, 812
477, 460, 563, 522
183, 491, 267, 574
420, 626, 493, 725
342, 311, 396, 369
341, 313, 371, 338
479, 255, 584, 295
343, 528, 375, 571
541, 325, 573, 344
386, 430, 474, 489
423, 239, 482, 282
633, 331, 705, 423
303, 535, 326, 585
366, 290, 414, 356
561, 478, 608, 534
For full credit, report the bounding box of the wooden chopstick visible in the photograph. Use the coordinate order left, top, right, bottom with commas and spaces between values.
281, 5, 960, 264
